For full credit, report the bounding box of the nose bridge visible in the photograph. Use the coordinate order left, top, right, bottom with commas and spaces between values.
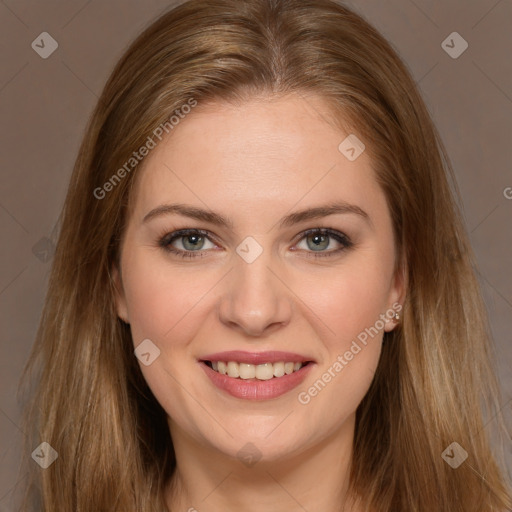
218, 244, 292, 336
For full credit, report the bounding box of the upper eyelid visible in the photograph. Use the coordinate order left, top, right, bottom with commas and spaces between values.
162, 229, 219, 247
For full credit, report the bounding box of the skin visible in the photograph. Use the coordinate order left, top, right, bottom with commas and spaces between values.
113, 93, 405, 511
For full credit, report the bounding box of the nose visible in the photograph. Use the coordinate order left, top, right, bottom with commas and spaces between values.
218, 249, 293, 338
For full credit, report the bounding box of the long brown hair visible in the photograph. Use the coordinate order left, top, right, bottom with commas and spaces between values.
19, 0, 511, 510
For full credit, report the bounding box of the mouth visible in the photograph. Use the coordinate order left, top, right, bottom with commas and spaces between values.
198, 351, 315, 400
202, 360, 312, 380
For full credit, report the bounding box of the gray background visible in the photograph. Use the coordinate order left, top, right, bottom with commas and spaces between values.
1, 0, 511, 508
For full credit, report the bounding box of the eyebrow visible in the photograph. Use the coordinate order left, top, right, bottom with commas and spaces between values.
142, 201, 372, 229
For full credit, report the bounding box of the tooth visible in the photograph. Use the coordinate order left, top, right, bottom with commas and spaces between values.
239, 363, 256, 379
227, 361, 240, 378
212, 360, 304, 378
273, 362, 285, 377
284, 362, 294, 375
256, 363, 274, 380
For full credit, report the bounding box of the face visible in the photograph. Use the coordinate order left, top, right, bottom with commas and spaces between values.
114, 93, 404, 463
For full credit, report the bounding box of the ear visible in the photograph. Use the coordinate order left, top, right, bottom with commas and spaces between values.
112, 265, 130, 324
384, 260, 407, 333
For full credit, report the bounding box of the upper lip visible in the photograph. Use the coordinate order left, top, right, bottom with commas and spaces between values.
200, 350, 315, 365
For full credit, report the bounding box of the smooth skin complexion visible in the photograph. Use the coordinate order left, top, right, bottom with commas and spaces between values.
114, 93, 405, 512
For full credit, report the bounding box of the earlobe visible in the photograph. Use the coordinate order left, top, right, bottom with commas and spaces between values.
384, 306, 401, 332
112, 265, 130, 324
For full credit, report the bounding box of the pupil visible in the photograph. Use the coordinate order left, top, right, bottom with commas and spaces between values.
184, 235, 203, 250
309, 233, 328, 251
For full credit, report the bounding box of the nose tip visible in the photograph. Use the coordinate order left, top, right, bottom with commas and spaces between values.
223, 311, 287, 338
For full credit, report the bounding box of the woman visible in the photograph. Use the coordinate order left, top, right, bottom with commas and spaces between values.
20, 0, 511, 510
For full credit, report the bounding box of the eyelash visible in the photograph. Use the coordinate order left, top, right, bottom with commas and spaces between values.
157, 228, 353, 260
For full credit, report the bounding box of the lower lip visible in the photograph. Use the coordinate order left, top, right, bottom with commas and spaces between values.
200, 362, 314, 400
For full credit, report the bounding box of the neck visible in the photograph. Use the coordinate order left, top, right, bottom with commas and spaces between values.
165, 414, 361, 512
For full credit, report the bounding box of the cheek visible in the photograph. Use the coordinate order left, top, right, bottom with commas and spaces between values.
296, 257, 393, 351
294, 269, 385, 430
291, 254, 391, 414
122, 251, 216, 344
121, 253, 216, 433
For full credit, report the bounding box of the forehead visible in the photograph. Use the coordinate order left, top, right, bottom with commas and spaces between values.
127, 93, 384, 225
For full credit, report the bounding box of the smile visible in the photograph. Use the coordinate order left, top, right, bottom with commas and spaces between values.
199, 351, 315, 400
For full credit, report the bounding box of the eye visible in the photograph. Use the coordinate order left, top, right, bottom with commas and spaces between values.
158, 227, 353, 260
158, 229, 218, 258
293, 228, 353, 258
